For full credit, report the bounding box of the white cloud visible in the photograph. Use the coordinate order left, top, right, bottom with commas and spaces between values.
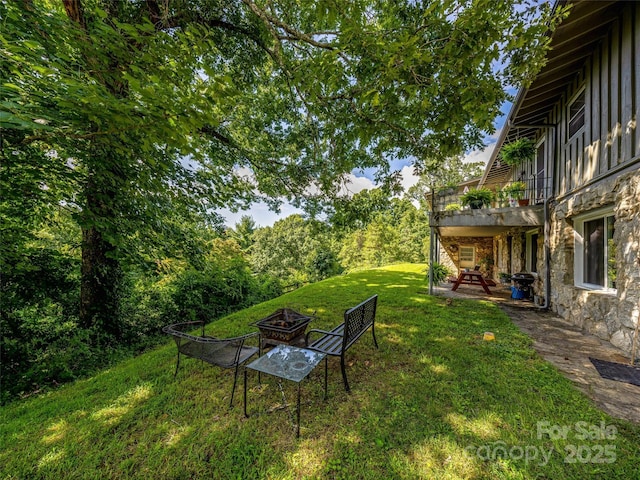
463, 144, 495, 166
462, 126, 502, 166
337, 173, 376, 196
399, 165, 420, 191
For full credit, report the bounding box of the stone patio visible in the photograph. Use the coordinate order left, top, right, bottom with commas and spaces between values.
434, 283, 640, 424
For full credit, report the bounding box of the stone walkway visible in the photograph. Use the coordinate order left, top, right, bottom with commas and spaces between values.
434, 283, 640, 424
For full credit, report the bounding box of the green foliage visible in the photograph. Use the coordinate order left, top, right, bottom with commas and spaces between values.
306, 248, 344, 282
250, 215, 338, 285
329, 188, 395, 234
227, 216, 257, 252
499, 272, 512, 283
171, 259, 281, 324
427, 261, 451, 285
503, 181, 527, 200
1, 0, 564, 338
416, 155, 486, 193
339, 218, 398, 269
332, 191, 430, 271
1, 248, 81, 402
499, 138, 536, 166
460, 188, 494, 209
394, 203, 430, 263
496, 186, 510, 206
607, 238, 617, 288
1, 236, 282, 403
445, 203, 462, 211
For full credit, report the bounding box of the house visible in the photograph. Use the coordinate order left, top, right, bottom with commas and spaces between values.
429, 0, 640, 360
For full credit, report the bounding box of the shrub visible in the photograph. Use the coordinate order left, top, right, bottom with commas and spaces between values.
499, 272, 512, 283
427, 262, 451, 285
0, 247, 284, 404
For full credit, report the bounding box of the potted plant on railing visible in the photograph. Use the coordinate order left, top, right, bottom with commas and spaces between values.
460, 188, 494, 209
499, 138, 535, 167
495, 187, 509, 208
502, 181, 527, 206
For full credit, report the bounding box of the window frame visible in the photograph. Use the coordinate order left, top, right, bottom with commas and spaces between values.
459, 245, 476, 269
567, 87, 585, 141
535, 138, 546, 203
525, 229, 539, 273
573, 207, 616, 292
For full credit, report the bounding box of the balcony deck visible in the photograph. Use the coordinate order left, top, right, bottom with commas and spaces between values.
430, 204, 544, 237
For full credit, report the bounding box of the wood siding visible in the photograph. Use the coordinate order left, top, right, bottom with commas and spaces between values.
543, 2, 639, 198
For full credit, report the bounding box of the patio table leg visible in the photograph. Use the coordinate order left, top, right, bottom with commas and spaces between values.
243, 368, 248, 418
296, 383, 301, 438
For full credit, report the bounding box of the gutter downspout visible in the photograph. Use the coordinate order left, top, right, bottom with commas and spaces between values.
428, 189, 435, 295
540, 124, 557, 310
540, 194, 553, 310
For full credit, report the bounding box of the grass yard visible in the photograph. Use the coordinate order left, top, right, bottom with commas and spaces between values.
1, 264, 639, 479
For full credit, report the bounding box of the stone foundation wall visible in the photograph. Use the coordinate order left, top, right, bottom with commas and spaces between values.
438, 244, 457, 276
440, 236, 494, 277
549, 169, 640, 360
493, 228, 545, 299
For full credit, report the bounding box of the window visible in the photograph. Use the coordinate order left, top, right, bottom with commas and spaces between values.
535, 140, 545, 203
459, 246, 476, 269
574, 209, 616, 290
568, 89, 585, 139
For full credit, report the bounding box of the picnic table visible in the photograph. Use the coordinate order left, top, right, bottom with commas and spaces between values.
450, 270, 492, 295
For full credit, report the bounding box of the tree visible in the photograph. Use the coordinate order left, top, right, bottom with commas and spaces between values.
339, 214, 399, 270
394, 200, 430, 263
410, 154, 486, 194
250, 214, 336, 285
328, 188, 394, 234
228, 216, 257, 252
1, 0, 565, 339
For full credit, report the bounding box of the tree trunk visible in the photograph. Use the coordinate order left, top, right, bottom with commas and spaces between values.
80, 226, 123, 338
79, 173, 124, 340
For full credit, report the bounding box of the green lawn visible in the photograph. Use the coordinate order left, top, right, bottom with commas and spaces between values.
2, 264, 639, 479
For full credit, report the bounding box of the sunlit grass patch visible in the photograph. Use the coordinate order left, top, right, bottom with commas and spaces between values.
1, 263, 639, 479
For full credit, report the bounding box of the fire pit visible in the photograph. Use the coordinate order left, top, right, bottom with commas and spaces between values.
255, 308, 314, 346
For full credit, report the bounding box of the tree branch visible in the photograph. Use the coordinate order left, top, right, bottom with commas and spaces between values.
144, 0, 282, 67
241, 0, 336, 50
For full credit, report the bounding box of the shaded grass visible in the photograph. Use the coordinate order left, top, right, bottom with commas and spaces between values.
1, 264, 639, 479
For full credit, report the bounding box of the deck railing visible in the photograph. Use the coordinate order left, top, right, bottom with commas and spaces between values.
430, 179, 552, 213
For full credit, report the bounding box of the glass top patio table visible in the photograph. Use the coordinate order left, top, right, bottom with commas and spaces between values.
245, 344, 325, 383
244, 344, 326, 438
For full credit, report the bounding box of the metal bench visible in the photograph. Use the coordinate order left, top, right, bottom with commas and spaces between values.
163, 321, 259, 407
305, 295, 378, 396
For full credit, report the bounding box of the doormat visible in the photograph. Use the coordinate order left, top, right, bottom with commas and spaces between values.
589, 357, 640, 387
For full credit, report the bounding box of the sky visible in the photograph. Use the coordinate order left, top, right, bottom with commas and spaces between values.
219, 102, 510, 229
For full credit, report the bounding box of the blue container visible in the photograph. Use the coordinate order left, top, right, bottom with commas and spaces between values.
511, 286, 526, 299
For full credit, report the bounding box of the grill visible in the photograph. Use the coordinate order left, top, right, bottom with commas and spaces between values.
511, 272, 535, 300
255, 308, 313, 346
